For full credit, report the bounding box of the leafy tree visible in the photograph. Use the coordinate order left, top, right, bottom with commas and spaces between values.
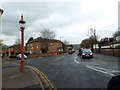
80, 38, 91, 48
2, 44, 9, 49
80, 37, 98, 49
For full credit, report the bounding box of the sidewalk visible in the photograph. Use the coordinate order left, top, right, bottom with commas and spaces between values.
2, 59, 44, 89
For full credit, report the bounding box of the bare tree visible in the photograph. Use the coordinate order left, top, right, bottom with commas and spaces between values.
40, 29, 56, 53
40, 29, 56, 39
88, 27, 96, 38
63, 40, 70, 45
82, 27, 99, 51
113, 29, 120, 38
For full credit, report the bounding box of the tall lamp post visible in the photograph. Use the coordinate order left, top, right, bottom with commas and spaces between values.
0, 9, 4, 57
19, 14, 26, 72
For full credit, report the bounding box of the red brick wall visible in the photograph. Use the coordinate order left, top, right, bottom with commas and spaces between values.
29, 53, 57, 58
14, 44, 21, 55
2, 45, 22, 56
48, 42, 62, 53
33, 42, 41, 54
26, 42, 41, 54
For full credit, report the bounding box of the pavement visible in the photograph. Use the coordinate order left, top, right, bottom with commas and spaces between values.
2, 58, 56, 89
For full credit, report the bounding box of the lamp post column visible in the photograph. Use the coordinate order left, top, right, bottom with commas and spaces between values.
20, 28, 25, 72
19, 14, 26, 72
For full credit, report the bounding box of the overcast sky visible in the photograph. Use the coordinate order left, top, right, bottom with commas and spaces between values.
1, 0, 119, 45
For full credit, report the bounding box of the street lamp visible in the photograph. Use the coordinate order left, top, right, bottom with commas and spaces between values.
0, 8, 4, 15
0, 9, 4, 56
19, 14, 26, 72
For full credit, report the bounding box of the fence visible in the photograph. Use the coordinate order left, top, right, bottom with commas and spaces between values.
94, 48, 120, 57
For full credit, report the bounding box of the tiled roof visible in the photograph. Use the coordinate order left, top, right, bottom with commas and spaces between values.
27, 37, 62, 43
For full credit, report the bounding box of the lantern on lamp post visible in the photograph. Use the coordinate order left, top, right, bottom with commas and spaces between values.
0, 8, 4, 15
19, 14, 26, 72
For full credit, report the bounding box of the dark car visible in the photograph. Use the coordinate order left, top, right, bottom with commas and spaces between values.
81, 49, 93, 59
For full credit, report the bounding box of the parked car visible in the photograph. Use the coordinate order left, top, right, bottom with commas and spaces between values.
17, 54, 27, 60
72, 49, 75, 53
81, 49, 93, 59
68, 50, 73, 54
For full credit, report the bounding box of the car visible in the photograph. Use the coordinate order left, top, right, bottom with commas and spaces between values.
72, 49, 75, 53
81, 49, 93, 59
68, 50, 73, 54
16, 54, 27, 60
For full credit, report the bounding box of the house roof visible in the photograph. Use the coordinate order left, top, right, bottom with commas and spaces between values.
27, 37, 63, 44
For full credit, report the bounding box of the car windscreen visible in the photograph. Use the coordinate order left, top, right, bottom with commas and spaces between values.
82, 49, 92, 53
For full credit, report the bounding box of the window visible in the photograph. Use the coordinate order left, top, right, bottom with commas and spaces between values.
30, 44, 33, 47
31, 47, 33, 49
29, 51, 32, 54
36, 46, 38, 49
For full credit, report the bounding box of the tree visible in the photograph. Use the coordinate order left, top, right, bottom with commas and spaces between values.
113, 29, 120, 38
2, 44, 9, 49
80, 38, 91, 48
63, 40, 69, 45
88, 27, 97, 40
40, 29, 56, 53
80, 37, 98, 49
27, 37, 33, 42
40, 29, 56, 39
87, 27, 99, 50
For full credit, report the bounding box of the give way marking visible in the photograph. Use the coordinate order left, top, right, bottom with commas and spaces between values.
85, 65, 120, 76
74, 59, 80, 64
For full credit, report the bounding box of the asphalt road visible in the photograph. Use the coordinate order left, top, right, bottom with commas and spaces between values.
14, 51, 120, 88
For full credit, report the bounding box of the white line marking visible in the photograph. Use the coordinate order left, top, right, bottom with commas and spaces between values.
85, 65, 115, 76
55, 56, 65, 61
74, 59, 80, 64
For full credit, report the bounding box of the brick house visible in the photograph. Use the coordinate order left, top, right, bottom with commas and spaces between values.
2, 44, 21, 57
26, 37, 67, 56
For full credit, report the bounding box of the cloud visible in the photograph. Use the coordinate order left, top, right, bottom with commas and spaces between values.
1, 0, 119, 45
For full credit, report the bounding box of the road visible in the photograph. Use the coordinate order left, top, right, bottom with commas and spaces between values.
13, 51, 120, 88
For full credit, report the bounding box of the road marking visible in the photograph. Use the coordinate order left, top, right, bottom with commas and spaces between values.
7, 61, 57, 90
26, 65, 57, 90
85, 65, 115, 76
74, 59, 80, 64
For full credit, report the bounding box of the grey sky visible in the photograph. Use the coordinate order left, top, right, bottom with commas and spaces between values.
1, 0, 118, 45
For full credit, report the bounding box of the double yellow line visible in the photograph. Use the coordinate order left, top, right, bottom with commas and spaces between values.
8, 61, 57, 90
26, 65, 57, 90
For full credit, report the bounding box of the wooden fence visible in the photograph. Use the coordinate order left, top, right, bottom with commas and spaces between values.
94, 48, 120, 57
